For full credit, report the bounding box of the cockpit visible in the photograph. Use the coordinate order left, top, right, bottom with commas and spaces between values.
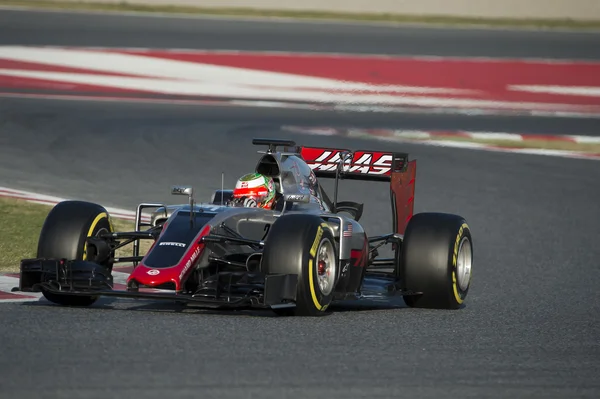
255, 151, 330, 212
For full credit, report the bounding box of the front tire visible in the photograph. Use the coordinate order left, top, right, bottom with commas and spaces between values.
37, 200, 114, 306
398, 212, 473, 309
261, 214, 338, 316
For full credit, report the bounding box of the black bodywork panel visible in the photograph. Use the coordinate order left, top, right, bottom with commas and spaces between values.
18, 257, 302, 309
143, 211, 216, 269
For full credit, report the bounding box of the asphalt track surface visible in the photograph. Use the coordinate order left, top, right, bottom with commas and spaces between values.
1, 8, 600, 59
1, 9, 600, 399
2, 98, 600, 399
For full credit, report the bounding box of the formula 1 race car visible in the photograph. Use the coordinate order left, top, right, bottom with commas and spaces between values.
17, 138, 473, 316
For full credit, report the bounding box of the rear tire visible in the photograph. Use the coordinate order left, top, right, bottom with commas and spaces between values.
37, 200, 114, 306
398, 212, 473, 309
261, 214, 338, 316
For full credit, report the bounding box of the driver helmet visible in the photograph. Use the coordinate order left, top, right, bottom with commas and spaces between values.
232, 172, 276, 209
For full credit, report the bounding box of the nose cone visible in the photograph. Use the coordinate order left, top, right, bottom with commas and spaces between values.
126, 264, 181, 290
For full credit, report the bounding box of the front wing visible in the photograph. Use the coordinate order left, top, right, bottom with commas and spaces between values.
18, 258, 299, 310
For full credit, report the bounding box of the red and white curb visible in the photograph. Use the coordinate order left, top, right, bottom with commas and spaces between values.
1, 46, 600, 118
282, 126, 600, 161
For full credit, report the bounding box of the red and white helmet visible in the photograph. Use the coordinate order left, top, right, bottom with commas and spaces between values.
232, 173, 276, 209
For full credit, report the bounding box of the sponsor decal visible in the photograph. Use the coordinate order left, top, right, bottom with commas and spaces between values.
159, 241, 186, 247
172, 186, 192, 196
343, 223, 353, 237
284, 193, 310, 202
341, 261, 350, 277
303, 148, 393, 175
452, 223, 469, 304
310, 226, 324, 258
179, 246, 202, 280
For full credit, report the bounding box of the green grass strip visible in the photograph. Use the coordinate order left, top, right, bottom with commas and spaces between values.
0, 197, 138, 272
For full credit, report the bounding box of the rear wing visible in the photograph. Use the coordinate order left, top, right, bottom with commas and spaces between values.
300, 147, 407, 181
299, 146, 417, 235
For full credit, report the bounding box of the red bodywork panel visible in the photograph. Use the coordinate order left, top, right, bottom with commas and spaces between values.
127, 224, 211, 292
299, 146, 416, 235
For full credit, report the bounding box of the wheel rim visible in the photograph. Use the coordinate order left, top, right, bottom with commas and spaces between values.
84, 226, 109, 261
316, 238, 336, 296
456, 236, 472, 291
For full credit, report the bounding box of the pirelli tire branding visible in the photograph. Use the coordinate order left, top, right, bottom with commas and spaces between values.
307, 223, 334, 313
451, 222, 471, 305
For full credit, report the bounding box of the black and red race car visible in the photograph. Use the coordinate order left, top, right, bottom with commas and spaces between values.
17, 138, 473, 316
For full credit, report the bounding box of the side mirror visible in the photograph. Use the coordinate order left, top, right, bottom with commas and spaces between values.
171, 186, 195, 212
171, 186, 193, 197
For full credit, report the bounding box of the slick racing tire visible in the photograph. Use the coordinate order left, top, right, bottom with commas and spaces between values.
261, 214, 338, 317
37, 200, 114, 307
398, 212, 473, 310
